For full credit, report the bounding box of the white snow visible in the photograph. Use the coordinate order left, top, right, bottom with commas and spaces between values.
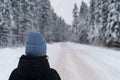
0, 42, 120, 80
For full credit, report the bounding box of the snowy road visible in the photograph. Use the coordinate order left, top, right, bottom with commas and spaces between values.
54, 43, 100, 80
0, 43, 120, 80
49, 43, 120, 80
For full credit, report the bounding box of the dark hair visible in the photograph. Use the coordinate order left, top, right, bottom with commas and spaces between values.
40, 55, 48, 59
25, 54, 49, 59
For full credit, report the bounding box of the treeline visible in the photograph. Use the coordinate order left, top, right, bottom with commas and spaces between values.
71, 0, 120, 48
0, 0, 120, 48
0, 0, 69, 47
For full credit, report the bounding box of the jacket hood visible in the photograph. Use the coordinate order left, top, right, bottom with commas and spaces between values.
17, 55, 50, 79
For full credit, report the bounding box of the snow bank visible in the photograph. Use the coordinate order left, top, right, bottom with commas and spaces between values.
0, 43, 60, 80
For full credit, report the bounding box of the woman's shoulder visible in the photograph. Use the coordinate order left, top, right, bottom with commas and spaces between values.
9, 68, 21, 80
47, 68, 61, 80
49, 68, 59, 75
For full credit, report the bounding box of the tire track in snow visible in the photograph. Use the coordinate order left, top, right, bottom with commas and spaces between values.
71, 45, 120, 80
54, 43, 103, 80
66, 44, 103, 80
55, 43, 120, 80
54, 43, 81, 80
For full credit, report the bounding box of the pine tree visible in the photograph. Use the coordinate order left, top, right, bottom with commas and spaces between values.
11, 0, 27, 46
51, 11, 59, 42
39, 0, 53, 42
78, 1, 89, 43
93, 0, 103, 45
72, 3, 79, 42
106, 0, 120, 47
0, 0, 13, 47
72, 3, 79, 34
100, 0, 109, 45
88, 0, 96, 43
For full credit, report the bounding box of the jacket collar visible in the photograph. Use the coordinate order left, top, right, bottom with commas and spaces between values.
18, 55, 50, 79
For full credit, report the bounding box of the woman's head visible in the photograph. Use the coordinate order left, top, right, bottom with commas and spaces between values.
25, 31, 47, 57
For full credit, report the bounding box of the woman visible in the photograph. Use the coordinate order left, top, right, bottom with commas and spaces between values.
9, 31, 61, 80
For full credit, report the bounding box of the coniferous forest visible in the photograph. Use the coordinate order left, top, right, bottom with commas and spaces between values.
0, 0, 70, 47
0, 0, 120, 48
72, 0, 120, 48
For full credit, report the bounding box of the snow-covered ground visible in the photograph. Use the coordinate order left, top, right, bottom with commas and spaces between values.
0, 42, 120, 80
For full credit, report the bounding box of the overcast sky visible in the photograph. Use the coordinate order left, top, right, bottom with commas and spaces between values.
50, 0, 90, 25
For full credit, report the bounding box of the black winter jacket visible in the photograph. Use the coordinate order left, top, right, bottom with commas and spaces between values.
9, 55, 61, 80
